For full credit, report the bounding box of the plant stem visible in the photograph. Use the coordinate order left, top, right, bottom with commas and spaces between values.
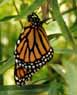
0, 24, 3, 85
13, 0, 23, 28
72, 0, 77, 22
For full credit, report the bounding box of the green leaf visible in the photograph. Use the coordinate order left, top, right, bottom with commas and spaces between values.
63, 60, 77, 95
0, 15, 19, 22
48, 81, 58, 95
48, 80, 64, 95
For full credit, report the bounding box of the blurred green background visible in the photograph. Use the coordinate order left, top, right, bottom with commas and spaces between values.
0, 0, 77, 95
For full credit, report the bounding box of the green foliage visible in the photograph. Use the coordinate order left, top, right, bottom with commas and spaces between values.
0, 84, 49, 95
50, 0, 75, 48
63, 60, 77, 95
0, 0, 77, 95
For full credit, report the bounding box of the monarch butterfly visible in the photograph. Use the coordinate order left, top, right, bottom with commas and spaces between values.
14, 12, 54, 86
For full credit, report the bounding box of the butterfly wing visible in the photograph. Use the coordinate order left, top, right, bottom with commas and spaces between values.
14, 26, 53, 86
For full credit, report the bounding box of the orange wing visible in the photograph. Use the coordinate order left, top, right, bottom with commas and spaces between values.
14, 26, 53, 86
15, 26, 53, 63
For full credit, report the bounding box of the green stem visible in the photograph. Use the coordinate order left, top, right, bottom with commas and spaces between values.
0, 24, 3, 85
13, 0, 23, 28
50, 0, 76, 49
72, 0, 77, 22
62, 7, 77, 15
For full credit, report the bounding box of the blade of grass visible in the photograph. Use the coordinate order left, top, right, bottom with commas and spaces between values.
0, 24, 3, 85
72, 0, 77, 22
0, 15, 19, 22
50, 0, 76, 49
0, 84, 49, 95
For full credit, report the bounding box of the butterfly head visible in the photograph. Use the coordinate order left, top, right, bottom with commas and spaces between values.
28, 12, 41, 27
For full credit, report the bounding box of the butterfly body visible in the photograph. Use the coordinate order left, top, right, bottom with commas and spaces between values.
14, 12, 53, 86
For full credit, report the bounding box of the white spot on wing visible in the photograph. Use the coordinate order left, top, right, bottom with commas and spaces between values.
16, 55, 19, 58
36, 64, 39, 67
34, 69, 36, 72
50, 48, 52, 52
43, 56, 45, 59
28, 65, 31, 68
22, 64, 25, 67
31, 72, 34, 75
15, 45, 17, 50
28, 77, 30, 80
31, 63, 33, 65
14, 51, 17, 54
29, 74, 31, 77
32, 65, 35, 69
15, 76, 19, 80
17, 82, 20, 85
22, 78, 25, 81
42, 61, 45, 64
49, 55, 52, 58
48, 52, 50, 55
45, 58, 47, 62
39, 63, 42, 66
46, 54, 48, 57
25, 65, 27, 68
19, 79, 21, 82
17, 40, 20, 44
15, 59, 19, 63
19, 63, 22, 66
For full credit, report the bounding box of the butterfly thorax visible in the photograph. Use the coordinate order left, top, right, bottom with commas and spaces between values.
28, 12, 41, 27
